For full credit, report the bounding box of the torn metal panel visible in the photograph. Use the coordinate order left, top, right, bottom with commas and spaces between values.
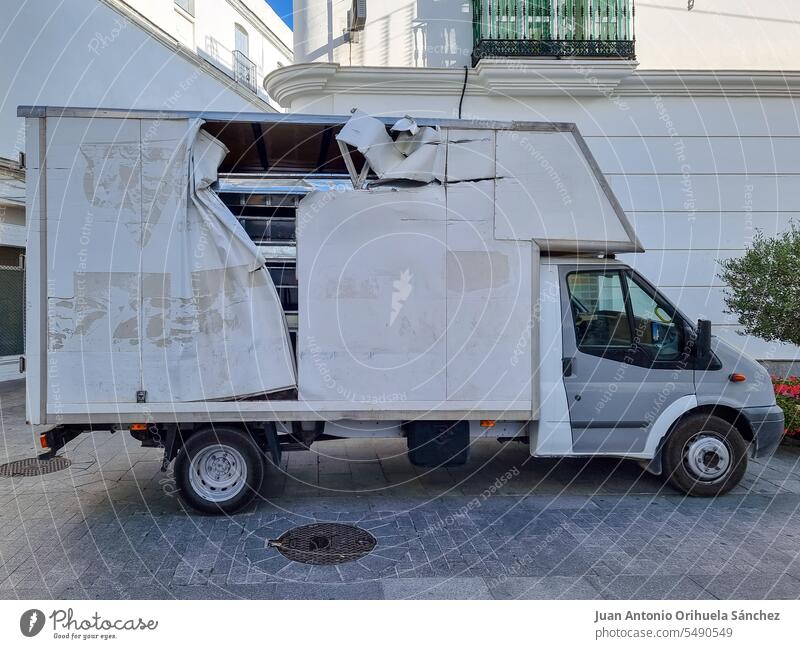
336, 110, 405, 177
336, 110, 445, 183
382, 126, 445, 183
139, 119, 297, 402
390, 116, 420, 138
43, 116, 296, 406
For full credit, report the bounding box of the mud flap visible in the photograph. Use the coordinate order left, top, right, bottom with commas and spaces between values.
264, 422, 282, 467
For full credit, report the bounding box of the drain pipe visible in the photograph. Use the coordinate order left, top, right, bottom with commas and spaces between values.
458, 65, 468, 119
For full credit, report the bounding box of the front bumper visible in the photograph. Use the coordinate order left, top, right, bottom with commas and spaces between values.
742, 405, 785, 458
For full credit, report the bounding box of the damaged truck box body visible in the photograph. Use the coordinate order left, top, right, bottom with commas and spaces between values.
19, 106, 783, 514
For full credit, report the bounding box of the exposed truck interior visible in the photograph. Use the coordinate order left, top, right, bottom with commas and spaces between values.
205, 117, 366, 351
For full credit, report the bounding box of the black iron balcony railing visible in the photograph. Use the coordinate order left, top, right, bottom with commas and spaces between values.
472, 0, 635, 65
233, 49, 258, 93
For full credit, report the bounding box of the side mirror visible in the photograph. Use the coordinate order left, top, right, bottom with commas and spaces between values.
695, 319, 712, 359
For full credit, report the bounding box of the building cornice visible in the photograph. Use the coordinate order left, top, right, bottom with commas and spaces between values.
265, 62, 800, 107
475, 59, 639, 97
0, 158, 24, 181
101, 0, 277, 112
619, 70, 800, 97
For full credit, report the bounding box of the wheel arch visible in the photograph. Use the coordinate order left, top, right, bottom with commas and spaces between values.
647, 403, 753, 475
169, 422, 274, 465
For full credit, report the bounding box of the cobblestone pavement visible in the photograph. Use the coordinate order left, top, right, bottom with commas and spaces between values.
1, 380, 800, 600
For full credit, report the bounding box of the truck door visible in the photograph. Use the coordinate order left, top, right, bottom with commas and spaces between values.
559, 267, 694, 454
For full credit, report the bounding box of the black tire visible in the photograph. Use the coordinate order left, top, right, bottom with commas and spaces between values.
175, 426, 265, 515
662, 414, 748, 497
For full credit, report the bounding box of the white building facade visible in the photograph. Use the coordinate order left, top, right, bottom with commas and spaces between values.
0, 0, 292, 381
268, 0, 800, 368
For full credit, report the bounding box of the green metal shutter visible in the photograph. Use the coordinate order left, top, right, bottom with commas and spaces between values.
0, 267, 24, 356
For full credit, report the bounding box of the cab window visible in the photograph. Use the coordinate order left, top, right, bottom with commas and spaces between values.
566, 269, 685, 365
567, 271, 631, 359
625, 274, 683, 361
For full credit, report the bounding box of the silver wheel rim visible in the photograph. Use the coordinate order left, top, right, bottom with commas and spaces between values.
683, 434, 731, 482
188, 444, 247, 503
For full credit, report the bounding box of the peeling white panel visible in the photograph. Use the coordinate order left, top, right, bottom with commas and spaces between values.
44, 117, 144, 405
48, 272, 141, 354
138, 120, 296, 402
494, 130, 632, 250
297, 185, 448, 403
43, 116, 296, 406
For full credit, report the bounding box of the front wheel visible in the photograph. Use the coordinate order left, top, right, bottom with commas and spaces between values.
175, 426, 265, 514
662, 414, 748, 497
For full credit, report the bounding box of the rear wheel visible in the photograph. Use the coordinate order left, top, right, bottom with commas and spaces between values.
662, 414, 748, 497
175, 426, 264, 514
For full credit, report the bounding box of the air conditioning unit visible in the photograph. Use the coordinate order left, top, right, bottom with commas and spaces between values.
348, 0, 367, 33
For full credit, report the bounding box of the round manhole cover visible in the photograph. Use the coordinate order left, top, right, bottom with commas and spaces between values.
0, 456, 71, 478
268, 523, 377, 565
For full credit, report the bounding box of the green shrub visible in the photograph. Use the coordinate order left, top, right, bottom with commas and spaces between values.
718, 225, 800, 347
719, 226, 800, 438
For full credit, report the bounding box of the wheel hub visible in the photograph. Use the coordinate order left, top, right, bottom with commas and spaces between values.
208, 453, 234, 480
189, 444, 247, 502
684, 435, 731, 482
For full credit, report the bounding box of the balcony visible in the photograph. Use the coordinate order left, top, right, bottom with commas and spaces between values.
472, 0, 635, 65
233, 49, 258, 93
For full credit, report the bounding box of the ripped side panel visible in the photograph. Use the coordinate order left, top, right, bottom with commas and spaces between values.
139, 119, 296, 401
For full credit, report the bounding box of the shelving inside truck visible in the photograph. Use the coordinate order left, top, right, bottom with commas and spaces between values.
204, 118, 372, 345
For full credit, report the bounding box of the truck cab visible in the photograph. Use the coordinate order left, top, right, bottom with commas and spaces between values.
536, 257, 783, 496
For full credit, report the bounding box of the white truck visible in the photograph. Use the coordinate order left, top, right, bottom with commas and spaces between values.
19, 106, 783, 513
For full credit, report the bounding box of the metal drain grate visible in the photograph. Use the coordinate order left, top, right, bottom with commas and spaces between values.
268, 523, 377, 565
0, 456, 71, 477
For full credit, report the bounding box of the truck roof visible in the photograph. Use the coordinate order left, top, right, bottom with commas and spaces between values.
19, 105, 642, 255
17, 105, 578, 133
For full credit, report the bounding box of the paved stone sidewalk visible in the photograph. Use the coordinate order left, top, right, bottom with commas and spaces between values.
1, 379, 800, 599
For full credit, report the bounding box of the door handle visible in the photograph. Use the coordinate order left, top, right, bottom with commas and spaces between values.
562, 358, 574, 377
